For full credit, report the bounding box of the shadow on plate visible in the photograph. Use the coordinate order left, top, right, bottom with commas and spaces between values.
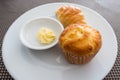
22, 44, 77, 70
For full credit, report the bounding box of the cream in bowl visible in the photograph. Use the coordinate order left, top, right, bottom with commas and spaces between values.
20, 17, 64, 50
37, 27, 56, 44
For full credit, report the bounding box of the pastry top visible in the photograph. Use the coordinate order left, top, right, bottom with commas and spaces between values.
56, 6, 86, 27
59, 24, 102, 56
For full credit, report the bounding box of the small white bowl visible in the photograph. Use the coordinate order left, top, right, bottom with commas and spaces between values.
20, 17, 64, 50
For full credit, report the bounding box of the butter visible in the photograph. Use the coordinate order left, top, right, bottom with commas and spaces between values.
37, 27, 56, 44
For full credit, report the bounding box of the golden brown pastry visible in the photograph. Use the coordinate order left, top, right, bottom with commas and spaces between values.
56, 6, 86, 28
59, 24, 102, 64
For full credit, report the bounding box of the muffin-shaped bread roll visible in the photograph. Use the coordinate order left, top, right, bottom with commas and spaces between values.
56, 6, 86, 28
59, 24, 102, 64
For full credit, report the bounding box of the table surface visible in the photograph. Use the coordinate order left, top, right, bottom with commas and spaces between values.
0, 0, 120, 80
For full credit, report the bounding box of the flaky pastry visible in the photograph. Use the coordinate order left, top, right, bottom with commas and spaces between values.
56, 6, 86, 27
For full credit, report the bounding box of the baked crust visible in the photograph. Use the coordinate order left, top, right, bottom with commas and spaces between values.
56, 6, 86, 27
59, 24, 102, 56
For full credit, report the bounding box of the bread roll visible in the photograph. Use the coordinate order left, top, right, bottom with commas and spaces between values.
56, 6, 86, 28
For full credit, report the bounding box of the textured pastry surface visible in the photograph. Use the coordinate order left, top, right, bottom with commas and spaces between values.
59, 24, 102, 56
56, 6, 86, 27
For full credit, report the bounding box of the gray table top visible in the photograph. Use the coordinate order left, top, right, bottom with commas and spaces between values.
0, 0, 120, 80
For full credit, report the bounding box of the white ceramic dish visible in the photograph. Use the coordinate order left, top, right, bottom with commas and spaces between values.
2, 3, 118, 80
20, 17, 64, 50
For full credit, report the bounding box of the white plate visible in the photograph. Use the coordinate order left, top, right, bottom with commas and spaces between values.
2, 3, 118, 80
